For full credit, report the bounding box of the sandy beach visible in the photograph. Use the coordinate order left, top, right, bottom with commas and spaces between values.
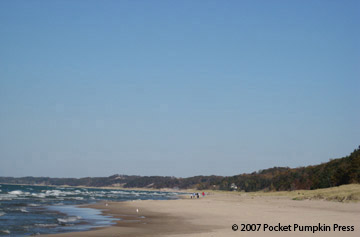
45, 192, 360, 237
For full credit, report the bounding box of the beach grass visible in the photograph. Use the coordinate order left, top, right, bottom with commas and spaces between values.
248, 184, 360, 202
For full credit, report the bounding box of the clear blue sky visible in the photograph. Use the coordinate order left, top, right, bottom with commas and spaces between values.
1, 0, 359, 178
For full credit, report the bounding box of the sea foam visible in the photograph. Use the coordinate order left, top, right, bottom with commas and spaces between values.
57, 216, 80, 224
8, 190, 24, 195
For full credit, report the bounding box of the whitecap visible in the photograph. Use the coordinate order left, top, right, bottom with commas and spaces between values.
57, 216, 79, 223
31, 193, 46, 198
47, 190, 78, 197
110, 190, 128, 194
20, 208, 29, 213
45, 190, 62, 196
0, 211, 6, 216
1, 230, 10, 234
8, 190, 23, 195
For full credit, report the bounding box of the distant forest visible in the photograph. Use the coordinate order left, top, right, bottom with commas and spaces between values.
1, 146, 359, 192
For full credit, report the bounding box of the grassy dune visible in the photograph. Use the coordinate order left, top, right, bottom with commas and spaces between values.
249, 184, 360, 202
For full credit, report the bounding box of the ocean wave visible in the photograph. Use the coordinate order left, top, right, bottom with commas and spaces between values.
45, 190, 65, 196
44, 189, 82, 197
31, 193, 46, 198
8, 190, 24, 195
20, 208, 28, 213
35, 223, 58, 227
0, 211, 6, 216
57, 216, 80, 224
110, 190, 128, 194
0, 194, 16, 200
53, 202, 64, 206
1, 230, 10, 234
73, 197, 84, 200
94, 193, 105, 197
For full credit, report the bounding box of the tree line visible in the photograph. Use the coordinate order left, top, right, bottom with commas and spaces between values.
1, 146, 359, 192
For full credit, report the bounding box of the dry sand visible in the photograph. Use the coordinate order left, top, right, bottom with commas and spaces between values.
45, 192, 360, 237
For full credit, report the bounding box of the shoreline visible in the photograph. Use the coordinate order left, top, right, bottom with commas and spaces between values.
0, 184, 184, 236
44, 192, 360, 237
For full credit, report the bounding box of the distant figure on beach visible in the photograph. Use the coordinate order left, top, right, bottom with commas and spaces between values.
196, 193, 199, 198
202, 192, 205, 197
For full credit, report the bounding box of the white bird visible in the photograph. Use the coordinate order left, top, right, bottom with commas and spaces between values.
105, 203, 108, 207
136, 208, 139, 213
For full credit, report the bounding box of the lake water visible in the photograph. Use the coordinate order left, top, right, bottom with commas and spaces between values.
0, 184, 178, 236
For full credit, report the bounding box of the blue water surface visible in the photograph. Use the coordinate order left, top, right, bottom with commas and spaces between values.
0, 184, 179, 236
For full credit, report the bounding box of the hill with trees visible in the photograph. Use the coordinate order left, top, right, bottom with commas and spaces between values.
219, 146, 360, 192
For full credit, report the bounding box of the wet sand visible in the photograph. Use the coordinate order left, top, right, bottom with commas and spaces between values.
45, 192, 360, 237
